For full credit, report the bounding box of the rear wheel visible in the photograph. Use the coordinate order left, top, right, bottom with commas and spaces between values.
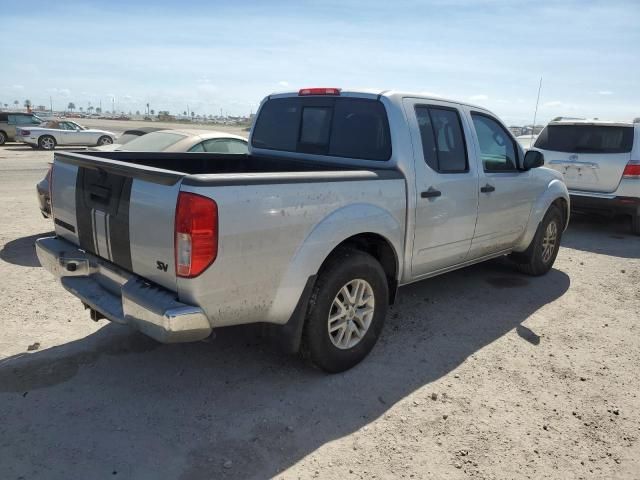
0, 131, 6, 145
302, 248, 388, 373
38, 135, 56, 150
97, 135, 113, 146
511, 205, 563, 276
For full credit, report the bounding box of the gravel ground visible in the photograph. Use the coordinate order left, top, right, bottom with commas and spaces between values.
0, 142, 639, 480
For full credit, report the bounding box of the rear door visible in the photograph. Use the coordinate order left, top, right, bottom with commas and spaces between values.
51, 153, 183, 290
535, 124, 634, 193
402, 98, 479, 276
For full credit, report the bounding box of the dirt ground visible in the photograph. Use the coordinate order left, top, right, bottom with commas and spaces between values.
0, 141, 639, 480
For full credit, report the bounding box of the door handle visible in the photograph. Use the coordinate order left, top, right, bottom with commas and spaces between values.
480, 184, 495, 193
421, 189, 441, 199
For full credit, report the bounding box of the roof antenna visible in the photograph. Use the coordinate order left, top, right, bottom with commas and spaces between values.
531, 76, 543, 142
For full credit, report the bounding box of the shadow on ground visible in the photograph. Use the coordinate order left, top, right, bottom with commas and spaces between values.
562, 213, 639, 258
0, 232, 52, 267
0, 260, 570, 479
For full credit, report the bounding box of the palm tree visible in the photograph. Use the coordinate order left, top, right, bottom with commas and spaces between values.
14, 100, 19, 108
79, 107, 84, 112
150, 109, 155, 115
95, 107, 102, 114
87, 106, 94, 114
67, 102, 76, 112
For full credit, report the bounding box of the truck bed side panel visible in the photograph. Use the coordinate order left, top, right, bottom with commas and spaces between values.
177, 177, 406, 327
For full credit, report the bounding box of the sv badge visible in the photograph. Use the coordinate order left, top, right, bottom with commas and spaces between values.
156, 261, 168, 272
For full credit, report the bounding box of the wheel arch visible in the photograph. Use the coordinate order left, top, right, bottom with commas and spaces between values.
266, 203, 404, 325
321, 232, 399, 304
513, 178, 570, 252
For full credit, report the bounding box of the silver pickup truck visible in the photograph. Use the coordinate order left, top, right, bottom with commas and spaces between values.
36, 88, 569, 372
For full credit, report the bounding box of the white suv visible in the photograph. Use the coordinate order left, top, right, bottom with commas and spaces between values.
534, 120, 640, 234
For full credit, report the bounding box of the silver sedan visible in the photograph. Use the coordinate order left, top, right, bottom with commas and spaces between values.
15, 120, 116, 150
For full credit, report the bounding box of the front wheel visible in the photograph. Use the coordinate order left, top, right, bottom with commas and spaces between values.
97, 135, 113, 146
302, 248, 388, 373
511, 205, 563, 276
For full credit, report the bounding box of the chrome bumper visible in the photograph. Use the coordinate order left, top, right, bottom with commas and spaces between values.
35, 236, 212, 343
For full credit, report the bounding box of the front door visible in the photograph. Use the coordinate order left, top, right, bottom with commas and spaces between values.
468, 112, 536, 256
403, 99, 480, 277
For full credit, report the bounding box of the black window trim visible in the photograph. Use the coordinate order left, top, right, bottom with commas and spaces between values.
252, 96, 393, 162
415, 104, 469, 174
470, 110, 521, 173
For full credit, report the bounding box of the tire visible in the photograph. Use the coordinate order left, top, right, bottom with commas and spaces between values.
38, 135, 56, 150
511, 205, 563, 276
632, 215, 640, 236
302, 248, 389, 373
0, 131, 6, 145
97, 135, 113, 146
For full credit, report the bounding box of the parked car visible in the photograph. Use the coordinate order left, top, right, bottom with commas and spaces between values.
15, 120, 116, 150
113, 127, 164, 146
0, 112, 44, 144
94, 128, 248, 153
534, 119, 640, 234
36, 88, 569, 372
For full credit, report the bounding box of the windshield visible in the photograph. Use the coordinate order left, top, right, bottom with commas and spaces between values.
120, 131, 187, 151
534, 124, 634, 154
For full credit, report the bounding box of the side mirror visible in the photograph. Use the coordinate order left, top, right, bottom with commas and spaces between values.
523, 150, 544, 170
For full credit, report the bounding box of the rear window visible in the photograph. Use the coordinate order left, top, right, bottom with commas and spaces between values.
252, 97, 391, 161
534, 124, 634, 154
120, 131, 186, 152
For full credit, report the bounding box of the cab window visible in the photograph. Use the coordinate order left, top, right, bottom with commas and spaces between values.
471, 113, 518, 172
415, 106, 468, 173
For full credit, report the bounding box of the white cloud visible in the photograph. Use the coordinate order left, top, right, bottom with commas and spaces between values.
542, 101, 563, 108
278, 81, 290, 87
598, 90, 613, 95
469, 94, 488, 101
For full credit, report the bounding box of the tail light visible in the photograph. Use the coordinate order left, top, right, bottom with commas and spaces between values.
47, 163, 54, 214
298, 87, 341, 96
175, 192, 218, 278
622, 160, 640, 179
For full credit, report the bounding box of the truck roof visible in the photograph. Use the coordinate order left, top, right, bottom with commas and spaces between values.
268, 89, 491, 112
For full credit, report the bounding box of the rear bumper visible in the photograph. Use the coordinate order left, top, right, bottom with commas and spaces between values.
569, 191, 640, 217
35, 236, 212, 343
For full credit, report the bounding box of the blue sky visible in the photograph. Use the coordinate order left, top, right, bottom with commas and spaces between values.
1, 0, 638, 124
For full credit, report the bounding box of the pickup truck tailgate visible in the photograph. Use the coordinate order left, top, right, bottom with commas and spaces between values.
51, 152, 182, 292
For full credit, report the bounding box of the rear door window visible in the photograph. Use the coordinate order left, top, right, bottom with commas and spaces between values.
252, 97, 391, 161
534, 125, 634, 154
415, 106, 468, 173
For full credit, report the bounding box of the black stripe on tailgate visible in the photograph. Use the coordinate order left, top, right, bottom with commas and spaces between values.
75, 167, 133, 271
109, 177, 133, 270
75, 168, 96, 255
